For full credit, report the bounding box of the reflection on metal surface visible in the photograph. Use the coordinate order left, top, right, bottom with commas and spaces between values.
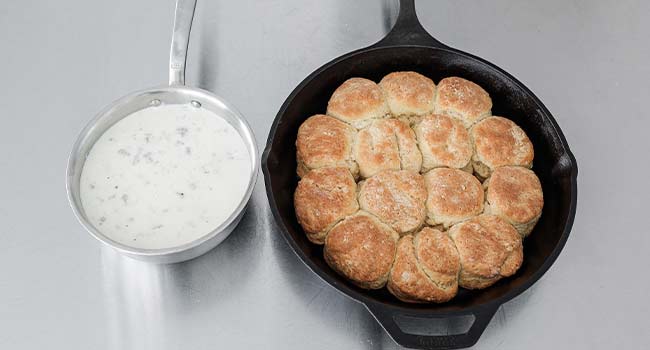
382, 0, 399, 33
101, 247, 166, 350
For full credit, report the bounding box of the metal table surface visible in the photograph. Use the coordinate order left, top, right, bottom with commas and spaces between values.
1, 0, 648, 349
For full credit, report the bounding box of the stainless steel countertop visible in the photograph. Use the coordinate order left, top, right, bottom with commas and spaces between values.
1, 0, 648, 349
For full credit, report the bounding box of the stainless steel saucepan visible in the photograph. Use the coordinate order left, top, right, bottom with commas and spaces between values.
67, 0, 258, 263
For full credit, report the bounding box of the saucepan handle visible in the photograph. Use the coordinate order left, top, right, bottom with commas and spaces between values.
373, 0, 447, 48
366, 304, 499, 349
169, 0, 198, 86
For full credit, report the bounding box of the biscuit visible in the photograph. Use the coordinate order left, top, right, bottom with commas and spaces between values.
470, 116, 534, 179
296, 114, 358, 178
294, 167, 359, 244
387, 228, 460, 303
354, 118, 422, 178
415, 114, 473, 171
484, 166, 543, 237
435, 77, 492, 128
324, 212, 399, 289
449, 215, 523, 289
358, 170, 427, 235
379, 71, 436, 124
424, 168, 484, 228
326, 78, 390, 129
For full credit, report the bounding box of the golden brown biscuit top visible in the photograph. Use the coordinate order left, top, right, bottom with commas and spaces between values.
354, 118, 422, 178
294, 167, 358, 236
471, 116, 534, 169
379, 71, 436, 116
296, 114, 356, 171
449, 215, 522, 278
487, 166, 543, 223
358, 170, 427, 234
325, 212, 398, 283
414, 228, 460, 280
435, 77, 492, 126
415, 114, 473, 169
424, 168, 483, 218
326, 78, 388, 126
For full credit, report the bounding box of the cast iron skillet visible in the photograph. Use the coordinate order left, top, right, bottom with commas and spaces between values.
262, 1, 578, 348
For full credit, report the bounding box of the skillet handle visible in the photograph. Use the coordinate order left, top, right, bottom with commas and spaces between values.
366, 304, 499, 350
373, 0, 447, 48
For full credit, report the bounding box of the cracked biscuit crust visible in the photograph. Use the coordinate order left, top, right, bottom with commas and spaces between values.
354, 118, 422, 178
388, 228, 460, 303
449, 215, 523, 289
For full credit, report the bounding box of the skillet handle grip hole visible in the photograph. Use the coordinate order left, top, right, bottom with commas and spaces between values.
366, 305, 499, 350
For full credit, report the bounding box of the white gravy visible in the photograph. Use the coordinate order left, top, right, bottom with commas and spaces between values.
80, 103, 251, 249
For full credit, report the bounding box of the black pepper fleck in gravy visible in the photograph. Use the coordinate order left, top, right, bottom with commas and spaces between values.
117, 149, 131, 157
176, 127, 188, 137
143, 152, 154, 163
